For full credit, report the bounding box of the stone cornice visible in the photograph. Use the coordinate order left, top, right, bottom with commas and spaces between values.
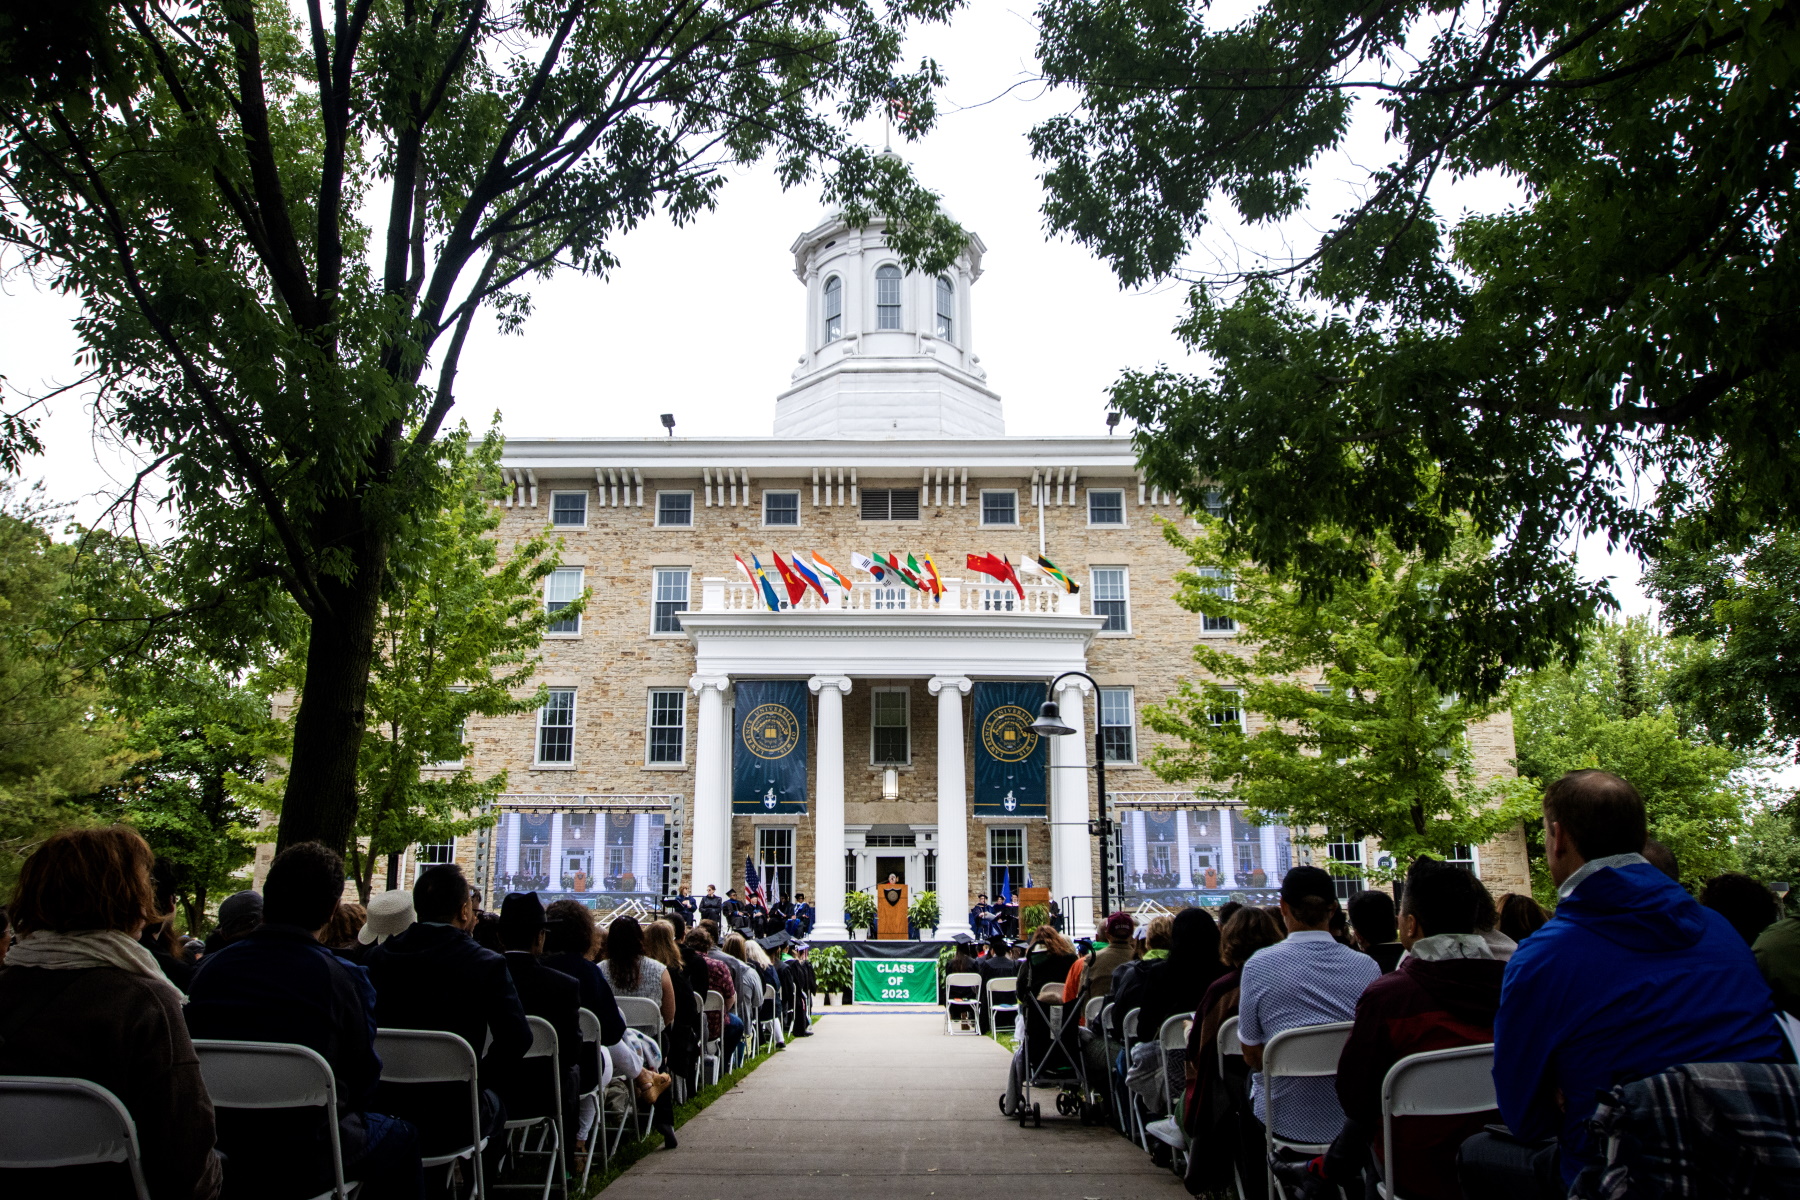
501, 435, 1142, 477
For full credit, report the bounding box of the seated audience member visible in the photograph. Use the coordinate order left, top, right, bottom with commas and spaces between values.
1105, 913, 1171, 1039
142, 855, 197, 990
1641, 836, 1681, 882
600, 916, 681, 1145
357, 888, 415, 949
205, 889, 263, 954
1699, 872, 1781, 946
1497, 893, 1548, 944
683, 926, 744, 1063
1183, 906, 1284, 1195
1216, 900, 1243, 928
1069, 911, 1138, 1010
1297, 861, 1503, 1200
1238, 867, 1380, 1154
1471, 878, 1518, 961
1469, 770, 1785, 1197
186, 842, 421, 1200
1346, 889, 1404, 973
1017, 924, 1080, 999
709, 926, 762, 1035
495, 893, 584, 1127
1754, 903, 1800, 1019
0, 826, 222, 1199
364, 864, 531, 1157
322, 900, 367, 960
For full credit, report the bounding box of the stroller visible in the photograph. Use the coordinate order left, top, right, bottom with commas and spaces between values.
1003, 982, 1100, 1127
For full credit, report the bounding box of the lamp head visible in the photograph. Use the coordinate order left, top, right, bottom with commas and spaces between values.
1105, 411, 1122, 434
660, 413, 676, 435
1030, 699, 1076, 737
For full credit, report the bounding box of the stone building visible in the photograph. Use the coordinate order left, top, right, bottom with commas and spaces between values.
412, 209, 1530, 939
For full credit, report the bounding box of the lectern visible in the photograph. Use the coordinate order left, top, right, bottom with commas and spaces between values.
876, 883, 910, 940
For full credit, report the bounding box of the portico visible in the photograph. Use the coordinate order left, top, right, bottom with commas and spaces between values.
683, 581, 1106, 939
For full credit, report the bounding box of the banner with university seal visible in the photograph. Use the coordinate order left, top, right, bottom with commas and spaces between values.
972, 681, 1048, 817
732, 679, 809, 814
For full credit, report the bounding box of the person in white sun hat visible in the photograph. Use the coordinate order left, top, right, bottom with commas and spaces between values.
359, 888, 417, 946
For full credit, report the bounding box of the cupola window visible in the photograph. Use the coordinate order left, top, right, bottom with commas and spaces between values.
935, 276, 955, 340
875, 264, 902, 330
823, 275, 843, 342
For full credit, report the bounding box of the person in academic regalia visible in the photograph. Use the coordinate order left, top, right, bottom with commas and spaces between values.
970, 894, 992, 940
722, 889, 742, 930
698, 885, 723, 924
791, 892, 814, 937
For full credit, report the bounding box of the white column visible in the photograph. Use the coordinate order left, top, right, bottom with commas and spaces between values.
929, 675, 973, 940
1220, 810, 1238, 886
1261, 823, 1282, 885
808, 675, 852, 940
504, 813, 522, 878
1051, 678, 1096, 937
1175, 810, 1195, 889
548, 815, 565, 892
632, 814, 652, 891
690, 675, 732, 896
1129, 810, 1149, 881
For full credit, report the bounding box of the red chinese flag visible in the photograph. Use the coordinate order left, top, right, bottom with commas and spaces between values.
770, 553, 808, 604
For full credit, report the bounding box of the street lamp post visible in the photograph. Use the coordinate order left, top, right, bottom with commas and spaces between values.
1029, 670, 1115, 926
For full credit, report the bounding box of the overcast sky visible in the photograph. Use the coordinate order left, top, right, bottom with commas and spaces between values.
0, 0, 1651, 612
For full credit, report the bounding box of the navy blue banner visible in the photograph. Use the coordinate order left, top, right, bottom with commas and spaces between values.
733, 680, 809, 814
973, 681, 1048, 817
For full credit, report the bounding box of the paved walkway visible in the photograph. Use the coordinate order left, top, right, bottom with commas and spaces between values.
613, 1009, 1187, 1199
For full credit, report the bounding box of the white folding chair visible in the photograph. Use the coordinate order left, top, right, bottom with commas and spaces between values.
574, 1009, 609, 1190
0, 1075, 150, 1199
700, 991, 727, 1086
1099, 1001, 1121, 1130
191, 1040, 355, 1200
1216, 1015, 1248, 1200
945, 973, 984, 1034
1262, 1021, 1354, 1200
986, 976, 1020, 1034
1145, 1014, 1194, 1168
1121, 1007, 1146, 1149
374, 1029, 487, 1199
614, 996, 663, 1040
1379, 1044, 1496, 1200
756, 992, 781, 1050
492, 1016, 565, 1200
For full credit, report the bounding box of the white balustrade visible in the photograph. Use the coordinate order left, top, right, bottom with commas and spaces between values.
695, 577, 1072, 615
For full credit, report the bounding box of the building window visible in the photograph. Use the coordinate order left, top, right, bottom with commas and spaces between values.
988, 827, 1026, 900
647, 689, 686, 764
1088, 489, 1125, 525
980, 490, 1017, 526
536, 689, 576, 764
763, 491, 800, 527
652, 568, 689, 634
925, 849, 937, 894
935, 276, 955, 340
545, 567, 582, 634
1091, 567, 1129, 632
1203, 488, 1227, 521
1198, 567, 1237, 632
550, 491, 587, 527
1444, 843, 1479, 877
656, 491, 693, 527
859, 487, 920, 521
1327, 830, 1365, 901
823, 274, 843, 342
417, 840, 456, 866
1099, 688, 1135, 762
871, 687, 910, 765
757, 827, 795, 901
1208, 689, 1243, 731
875, 264, 902, 330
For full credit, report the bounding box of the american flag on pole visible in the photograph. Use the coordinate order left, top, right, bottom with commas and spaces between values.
744, 855, 767, 906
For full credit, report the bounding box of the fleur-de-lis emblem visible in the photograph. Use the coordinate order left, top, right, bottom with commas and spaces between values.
764, 787, 778, 810
1003, 790, 1017, 812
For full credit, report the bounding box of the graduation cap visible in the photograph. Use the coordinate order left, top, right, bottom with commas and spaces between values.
950, 932, 975, 944
756, 931, 792, 952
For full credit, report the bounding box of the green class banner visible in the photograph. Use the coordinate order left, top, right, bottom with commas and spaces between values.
852, 958, 938, 1004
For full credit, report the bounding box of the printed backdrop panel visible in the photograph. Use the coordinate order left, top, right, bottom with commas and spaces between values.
732, 679, 809, 814
972, 681, 1049, 817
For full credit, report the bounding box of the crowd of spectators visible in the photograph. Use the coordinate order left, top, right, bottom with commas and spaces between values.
0, 829, 817, 1198
998, 769, 1799, 1199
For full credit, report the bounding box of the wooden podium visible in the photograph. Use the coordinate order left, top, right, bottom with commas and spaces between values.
876, 883, 910, 940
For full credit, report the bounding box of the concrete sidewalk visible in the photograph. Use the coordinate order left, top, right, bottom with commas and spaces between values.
610, 1010, 1187, 1199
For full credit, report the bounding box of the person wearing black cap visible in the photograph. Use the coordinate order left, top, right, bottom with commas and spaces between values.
1346, 889, 1405, 974
1237, 866, 1380, 1159
496, 892, 584, 1156
204, 888, 264, 955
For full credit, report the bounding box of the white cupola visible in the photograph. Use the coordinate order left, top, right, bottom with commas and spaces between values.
774, 211, 1002, 438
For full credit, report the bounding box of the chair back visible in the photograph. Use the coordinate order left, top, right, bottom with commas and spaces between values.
985, 977, 1018, 1004
1122, 1006, 1142, 1042
1084, 996, 1105, 1025
1381, 1044, 1497, 1196
193, 1041, 349, 1200
523, 1014, 558, 1060
0, 1075, 150, 1199
702, 989, 726, 1016
946, 972, 983, 999
576, 1007, 610, 1093
616, 995, 663, 1037
577, 1008, 602, 1046
1158, 1013, 1192, 1054
1217, 1014, 1242, 1079
372, 1028, 479, 1084
1263, 1021, 1353, 1080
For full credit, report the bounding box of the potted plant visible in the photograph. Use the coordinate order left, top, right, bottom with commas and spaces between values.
560, 874, 574, 890
1020, 903, 1049, 933
909, 890, 940, 938
844, 890, 876, 939
811, 945, 851, 1005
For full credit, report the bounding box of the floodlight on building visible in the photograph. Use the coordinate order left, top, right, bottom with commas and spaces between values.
660, 413, 676, 436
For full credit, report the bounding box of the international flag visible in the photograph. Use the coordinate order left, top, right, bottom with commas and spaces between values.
999, 869, 1013, 906
999, 555, 1026, 601
809, 551, 853, 591
851, 551, 888, 581
744, 856, 767, 907
966, 552, 1024, 600
918, 553, 945, 598
770, 552, 808, 605
1027, 554, 1079, 594
748, 554, 784, 612
883, 552, 923, 591
787, 552, 830, 602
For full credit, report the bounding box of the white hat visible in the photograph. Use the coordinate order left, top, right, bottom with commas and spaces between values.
359, 889, 417, 944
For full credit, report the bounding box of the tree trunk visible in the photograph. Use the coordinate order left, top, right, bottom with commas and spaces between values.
279, 526, 387, 854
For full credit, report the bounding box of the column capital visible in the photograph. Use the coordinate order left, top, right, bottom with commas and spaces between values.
807, 675, 852, 695
928, 675, 972, 696
689, 673, 732, 695
1054, 675, 1095, 697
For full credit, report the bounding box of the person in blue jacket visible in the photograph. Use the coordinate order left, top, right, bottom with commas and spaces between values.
1466, 770, 1785, 1197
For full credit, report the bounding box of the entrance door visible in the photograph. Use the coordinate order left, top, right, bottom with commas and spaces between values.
874, 855, 906, 886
